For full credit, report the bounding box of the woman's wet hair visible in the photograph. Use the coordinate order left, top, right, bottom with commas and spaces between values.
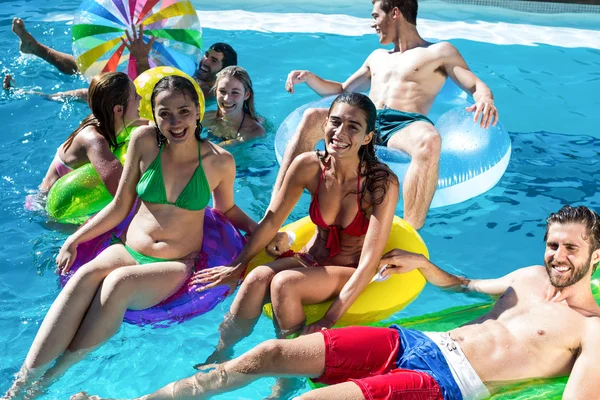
320, 92, 397, 207
214, 66, 260, 122
150, 75, 203, 145
64, 72, 131, 151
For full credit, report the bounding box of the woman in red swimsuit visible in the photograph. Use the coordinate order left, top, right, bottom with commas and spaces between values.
194, 92, 399, 362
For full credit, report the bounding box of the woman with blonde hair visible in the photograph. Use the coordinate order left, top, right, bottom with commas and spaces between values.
203, 66, 265, 143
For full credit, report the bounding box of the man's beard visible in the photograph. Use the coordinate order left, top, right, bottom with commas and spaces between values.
197, 62, 214, 81
545, 253, 592, 288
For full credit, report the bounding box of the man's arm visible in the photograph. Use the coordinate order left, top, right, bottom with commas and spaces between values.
284, 52, 373, 96
438, 42, 498, 129
563, 318, 600, 399
380, 248, 532, 295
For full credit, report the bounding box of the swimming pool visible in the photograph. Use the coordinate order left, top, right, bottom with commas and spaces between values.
0, 0, 599, 398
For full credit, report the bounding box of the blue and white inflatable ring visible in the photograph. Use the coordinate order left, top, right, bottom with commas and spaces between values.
274, 82, 511, 208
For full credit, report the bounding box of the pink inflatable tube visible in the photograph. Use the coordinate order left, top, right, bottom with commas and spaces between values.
59, 206, 245, 328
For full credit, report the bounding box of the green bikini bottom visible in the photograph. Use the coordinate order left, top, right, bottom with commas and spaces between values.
110, 235, 175, 264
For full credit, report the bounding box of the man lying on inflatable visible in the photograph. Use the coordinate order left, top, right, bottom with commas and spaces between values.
74, 205, 600, 400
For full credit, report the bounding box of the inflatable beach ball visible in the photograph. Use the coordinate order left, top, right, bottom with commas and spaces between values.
72, 0, 202, 81
134, 66, 205, 122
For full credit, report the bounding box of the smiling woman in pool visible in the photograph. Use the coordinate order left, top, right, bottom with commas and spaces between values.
3, 75, 258, 400
202, 66, 265, 143
194, 92, 400, 364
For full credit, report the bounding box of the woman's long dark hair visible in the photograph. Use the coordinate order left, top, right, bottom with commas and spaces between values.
150, 75, 204, 146
64, 72, 131, 151
319, 92, 397, 207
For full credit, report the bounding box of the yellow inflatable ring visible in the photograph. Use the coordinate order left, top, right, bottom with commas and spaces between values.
247, 215, 428, 326
133, 66, 205, 122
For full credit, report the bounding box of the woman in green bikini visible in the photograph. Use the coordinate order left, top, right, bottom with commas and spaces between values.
4, 75, 258, 399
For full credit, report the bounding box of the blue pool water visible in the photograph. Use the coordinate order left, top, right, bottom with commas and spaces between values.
1, 0, 599, 398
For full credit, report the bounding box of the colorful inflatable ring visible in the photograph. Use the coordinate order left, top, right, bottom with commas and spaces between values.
134, 66, 205, 122
59, 207, 245, 327
246, 216, 428, 326
45, 125, 135, 225
275, 83, 511, 209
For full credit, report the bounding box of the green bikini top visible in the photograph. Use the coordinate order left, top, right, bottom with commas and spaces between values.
136, 141, 210, 211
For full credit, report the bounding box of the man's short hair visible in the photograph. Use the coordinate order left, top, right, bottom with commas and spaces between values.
372, 0, 418, 25
209, 43, 238, 69
545, 205, 600, 255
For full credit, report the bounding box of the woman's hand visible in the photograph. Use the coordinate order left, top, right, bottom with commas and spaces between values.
266, 232, 291, 257
56, 239, 78, 274
301, 316, 336, 335
191, 263, 245, 295
379, 248, 426, 276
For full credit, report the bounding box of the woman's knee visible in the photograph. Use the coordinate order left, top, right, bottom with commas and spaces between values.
270, 270, 300, 301
70, 261, 111, 286
243, 265, 277, 290
98, 269, 134, 304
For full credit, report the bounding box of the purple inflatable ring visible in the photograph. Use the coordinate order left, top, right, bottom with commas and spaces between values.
59, 206, 245, 328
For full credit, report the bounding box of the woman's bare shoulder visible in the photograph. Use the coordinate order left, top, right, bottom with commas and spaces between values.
129, 125, 157, 144
242, 119, 265, 140
124, 126, 160, 161
289, 152, 323, 182
201, 140, 235, 168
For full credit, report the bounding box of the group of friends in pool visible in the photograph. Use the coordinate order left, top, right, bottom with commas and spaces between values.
3, 0, 600, 399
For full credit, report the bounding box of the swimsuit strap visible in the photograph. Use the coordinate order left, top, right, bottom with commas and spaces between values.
236, 113, 246, 135
356, 164, 362, 209
315, 157, 329, 196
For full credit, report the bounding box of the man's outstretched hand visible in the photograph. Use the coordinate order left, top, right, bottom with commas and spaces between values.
285, 70, 311, 94
466, 97, 498, 129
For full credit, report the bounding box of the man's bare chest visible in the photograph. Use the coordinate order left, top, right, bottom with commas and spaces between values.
369, 52, 443, 84
494, 293, 585, 348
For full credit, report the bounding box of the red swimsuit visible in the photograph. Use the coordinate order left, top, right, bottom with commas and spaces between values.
309, 161, 370, 258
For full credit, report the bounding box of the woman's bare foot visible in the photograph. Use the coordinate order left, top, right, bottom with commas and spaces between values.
12, 18, 38, 54
3, 74, 15, 90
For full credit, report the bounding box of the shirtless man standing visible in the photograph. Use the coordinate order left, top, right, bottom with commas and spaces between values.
73, 205, 600, 399
10, 18, 236, 101
278, 0, 499, 230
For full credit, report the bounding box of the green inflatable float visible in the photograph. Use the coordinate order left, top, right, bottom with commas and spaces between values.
45, 125, 135, 224
310, 268, 600, 399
